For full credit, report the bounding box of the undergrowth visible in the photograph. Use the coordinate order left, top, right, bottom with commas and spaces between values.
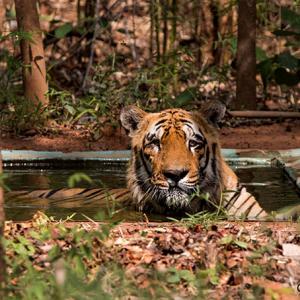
0, 43, 233, 135
3, 208, 298, 299
168, 189, 228, 228
2, 212, 209, 300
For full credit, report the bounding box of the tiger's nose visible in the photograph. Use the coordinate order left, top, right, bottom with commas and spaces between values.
163, 169, 188, 186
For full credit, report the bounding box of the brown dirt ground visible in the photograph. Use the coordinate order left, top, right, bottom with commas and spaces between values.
1, 121, 300, 152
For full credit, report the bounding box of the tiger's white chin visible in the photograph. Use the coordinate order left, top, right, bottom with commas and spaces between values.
165, 189, 190, 209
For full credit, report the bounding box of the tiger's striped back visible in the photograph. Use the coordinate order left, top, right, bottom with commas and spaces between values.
6, 187, 300, 220
5, 188, 132, 209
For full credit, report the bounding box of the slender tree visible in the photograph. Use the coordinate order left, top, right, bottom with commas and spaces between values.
77, 0, 82, 26
15, 0, 48, 107
0, 0, 5, 34
200, 1, 214, 66
161, 0, 168, 63
154, 0, 161, 63
235, 0, 257, 110
170, 0, 177, 52
215, 0, 237, 66
149, 0, 154, 63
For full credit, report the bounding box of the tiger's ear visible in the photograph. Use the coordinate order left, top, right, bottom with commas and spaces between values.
200, 100, 226, 128
120, 105, 147, 135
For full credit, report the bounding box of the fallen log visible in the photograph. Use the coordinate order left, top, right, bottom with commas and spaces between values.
228, 111, 300, 118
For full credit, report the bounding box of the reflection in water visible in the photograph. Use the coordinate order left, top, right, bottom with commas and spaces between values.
233, 166, 300, 211
19, 174, 51, 190
3, 165, 300, 221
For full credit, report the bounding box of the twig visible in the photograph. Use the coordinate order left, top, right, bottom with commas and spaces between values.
81, 0, 125, 90
47, 0, 125, 72
48, 31, 91, 71
132, 0, 140, 68
154, 0, 161, 63
149, 0, 154, 62
81, 0, 101, 91
228, 111, 300, 118
124, 0, 140, 68
161, 0, 168, 63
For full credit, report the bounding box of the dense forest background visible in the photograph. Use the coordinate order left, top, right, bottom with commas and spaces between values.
0, 0, 299, 135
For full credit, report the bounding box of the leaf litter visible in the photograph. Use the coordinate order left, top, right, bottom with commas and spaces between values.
3, 211, 300, 299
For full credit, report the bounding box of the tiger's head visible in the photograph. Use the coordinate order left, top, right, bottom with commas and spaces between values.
120, 104, 234, 215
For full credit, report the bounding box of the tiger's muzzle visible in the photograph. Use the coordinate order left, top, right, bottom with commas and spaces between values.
152, 168, 198, 211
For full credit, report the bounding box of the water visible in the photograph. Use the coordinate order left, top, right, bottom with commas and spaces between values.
233, 165, 300, 211
3, 163, 300, 221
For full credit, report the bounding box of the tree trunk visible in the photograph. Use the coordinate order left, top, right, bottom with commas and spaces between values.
149, 0, 154, 63
200, 1, 214, 66
215, 0, 237, 66
0, 0, 5, 34
169, 0, 177, 53
161, 0, 168, 63
15, 0, 48, 107
235, 0, 256, 110
0, 153, 5, 288
154, 0, 161, 63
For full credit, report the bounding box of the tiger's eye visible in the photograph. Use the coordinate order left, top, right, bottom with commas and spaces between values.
189, 140, 202, 148
149, 139, 160, 147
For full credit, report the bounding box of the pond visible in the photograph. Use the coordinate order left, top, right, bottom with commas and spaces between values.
3, 160, 300, 221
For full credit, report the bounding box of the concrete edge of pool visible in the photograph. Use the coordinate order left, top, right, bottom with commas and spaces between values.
1, 148, 300, 160
1, 148, 300, 191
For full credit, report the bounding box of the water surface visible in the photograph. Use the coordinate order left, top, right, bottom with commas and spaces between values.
4, 163, 300, 221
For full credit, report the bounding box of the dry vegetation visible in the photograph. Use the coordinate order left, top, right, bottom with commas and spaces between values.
3, 212, 300, 299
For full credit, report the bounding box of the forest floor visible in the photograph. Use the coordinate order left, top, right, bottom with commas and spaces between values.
1, 120, 300, 151
4, 213, 300, 299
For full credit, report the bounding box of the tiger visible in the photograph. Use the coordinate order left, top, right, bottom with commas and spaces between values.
119, 104, 267, 219
4, 104, 299, 221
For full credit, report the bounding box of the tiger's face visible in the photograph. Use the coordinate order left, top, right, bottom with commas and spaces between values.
120, 105, 226, 214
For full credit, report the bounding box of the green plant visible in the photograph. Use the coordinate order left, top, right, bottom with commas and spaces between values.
168, 188, 227, 227
67, 173, 93, 188
219, 234, 248, 250
257, 7, 300, 92
47, 89, 99, 124
0, 31, 48, 133
0, 173, 10, 191
0, 98, 47, 134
